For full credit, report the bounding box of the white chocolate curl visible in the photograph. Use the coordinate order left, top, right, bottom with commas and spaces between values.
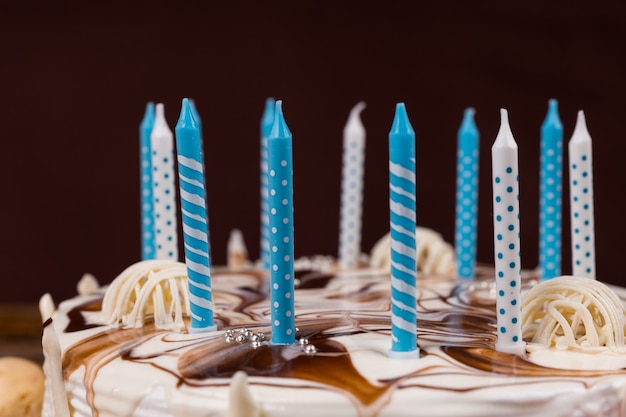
370, 227, 455, 275
99, 260, 190, 332
522, 276, 626, 352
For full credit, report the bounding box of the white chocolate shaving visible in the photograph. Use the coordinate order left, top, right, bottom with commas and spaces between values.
522, 276, 626, 352
99, 260, 190, 332
370, 227, 456, 275
228, 229, 249, 268
42, 320, 71, 417
228, 371, 262, 417
77, 273, 100, 296
39, 293, 55, 323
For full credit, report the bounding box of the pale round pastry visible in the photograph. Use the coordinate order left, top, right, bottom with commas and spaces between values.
0, 356, 45, 417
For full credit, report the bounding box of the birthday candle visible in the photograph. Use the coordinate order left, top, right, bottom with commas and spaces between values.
388, 103, 418, 358
454, 108, 479, 279
338, 101, 366, 270
151, 103, 178, 261
268, 100, 295, 345
539, 99, 563, 280
491, 109, 525, 355
175, 98, 216, 332
260, 98, 275, 271
140, 102, 156, 260
569, 110, 595, 279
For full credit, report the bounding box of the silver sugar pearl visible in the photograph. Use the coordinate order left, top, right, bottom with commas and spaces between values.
251, 341, 262, 349
235, 334, 247, 343
224, 329, 234, 337
298, 337, 309, 346
244, 330, 254, 338
238, 327, 249, 334
224, 336, 235, 343
304, 344, 317, 355
256, 332, 266, 340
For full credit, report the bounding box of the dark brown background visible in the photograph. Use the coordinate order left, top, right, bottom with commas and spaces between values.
1, 1, 625, 302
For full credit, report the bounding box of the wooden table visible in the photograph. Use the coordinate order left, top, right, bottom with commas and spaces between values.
0, 303, 44, 363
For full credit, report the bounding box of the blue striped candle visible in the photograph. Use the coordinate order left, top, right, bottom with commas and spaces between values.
569, 110, 595, 279
454, 108, 480, 279
260, 98, 275, 271
151, 103, 178, 261
268, 100, 295, 345
388, 103, 418, 358
491, 109, 525, 355
175, 98, 216, 332
539, 99, 563, 280
140, 102, 156, 260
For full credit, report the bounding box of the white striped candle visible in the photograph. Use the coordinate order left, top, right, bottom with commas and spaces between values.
260, 98, 275, 271
569, 110, 595, 279
339, 101, 366, 270
491, 109, 525, 355
151, 103, 178, 261
175, 98, 216, 332
388, 103, 418, 358
140, 102, 156, 260
268, 100, 295, 345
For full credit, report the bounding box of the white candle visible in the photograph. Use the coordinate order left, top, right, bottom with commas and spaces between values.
491, 109, 525, 355
339, 102, 366, 270
569, 110, 595, 279
151, 103, 178, 261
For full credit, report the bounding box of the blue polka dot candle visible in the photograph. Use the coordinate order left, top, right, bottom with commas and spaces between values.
454, 108, 480, 279
569, 110, 595, 279
175, 98, 216, 332
491, 109, 525, 355
539, 99, 564, 280
268, 100, 295, 345
260, 98, 275, 272
140, 102, 156, 260
388, 103, 418, 358
339, 101, 366, 270
151, 103, 178, 261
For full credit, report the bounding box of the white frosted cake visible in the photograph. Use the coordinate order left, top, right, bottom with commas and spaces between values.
39, 231, 626, 417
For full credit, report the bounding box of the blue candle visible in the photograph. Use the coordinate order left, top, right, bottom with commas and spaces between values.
268, 100, 295, 345
260, 98, 275, 271
388, 103, 418, 358
491, 109, 524, 354
539, 99, 563, 280
140, 102, 156, 260
175, 98, 216, 332
454, 108, 480, 279
151, 103, 178, 260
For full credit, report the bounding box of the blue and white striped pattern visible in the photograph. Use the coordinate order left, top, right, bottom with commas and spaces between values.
569, 110, 595, 279
491, 109, 525, 355
388, 103, 418, 357
140, 102, 156, 260
454, 108, 479, 279
268, 100, 296, 345
151, 103, 178, 261
175, 98, 216, 332
539, 99, 563, 280
260, 98, 275, 271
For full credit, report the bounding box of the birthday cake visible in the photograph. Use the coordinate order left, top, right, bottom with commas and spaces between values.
39, 237, 626, 417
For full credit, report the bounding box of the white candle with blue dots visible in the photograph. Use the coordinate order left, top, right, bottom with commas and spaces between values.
569, 110, 595, 279
268, 100, 295, 345
339, 101, 366, 270
454, 108, 479, 279
388, 103, 418, 358
140, 102, 156, 260
491, 109, 525, 355
175, 98, 216, 332
260, 98, 275, 272
150, 103, 178, 261
539, 99, 564, 280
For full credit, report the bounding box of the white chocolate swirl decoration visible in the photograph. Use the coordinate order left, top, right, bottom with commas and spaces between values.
99, 259, 190, 332
370, 227, 455, 275
522, 276, 626, 352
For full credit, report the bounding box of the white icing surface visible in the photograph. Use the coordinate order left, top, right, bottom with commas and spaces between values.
43, 265, 626, 417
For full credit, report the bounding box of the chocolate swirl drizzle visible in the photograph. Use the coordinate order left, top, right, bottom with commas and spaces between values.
59, 268, 626, 416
